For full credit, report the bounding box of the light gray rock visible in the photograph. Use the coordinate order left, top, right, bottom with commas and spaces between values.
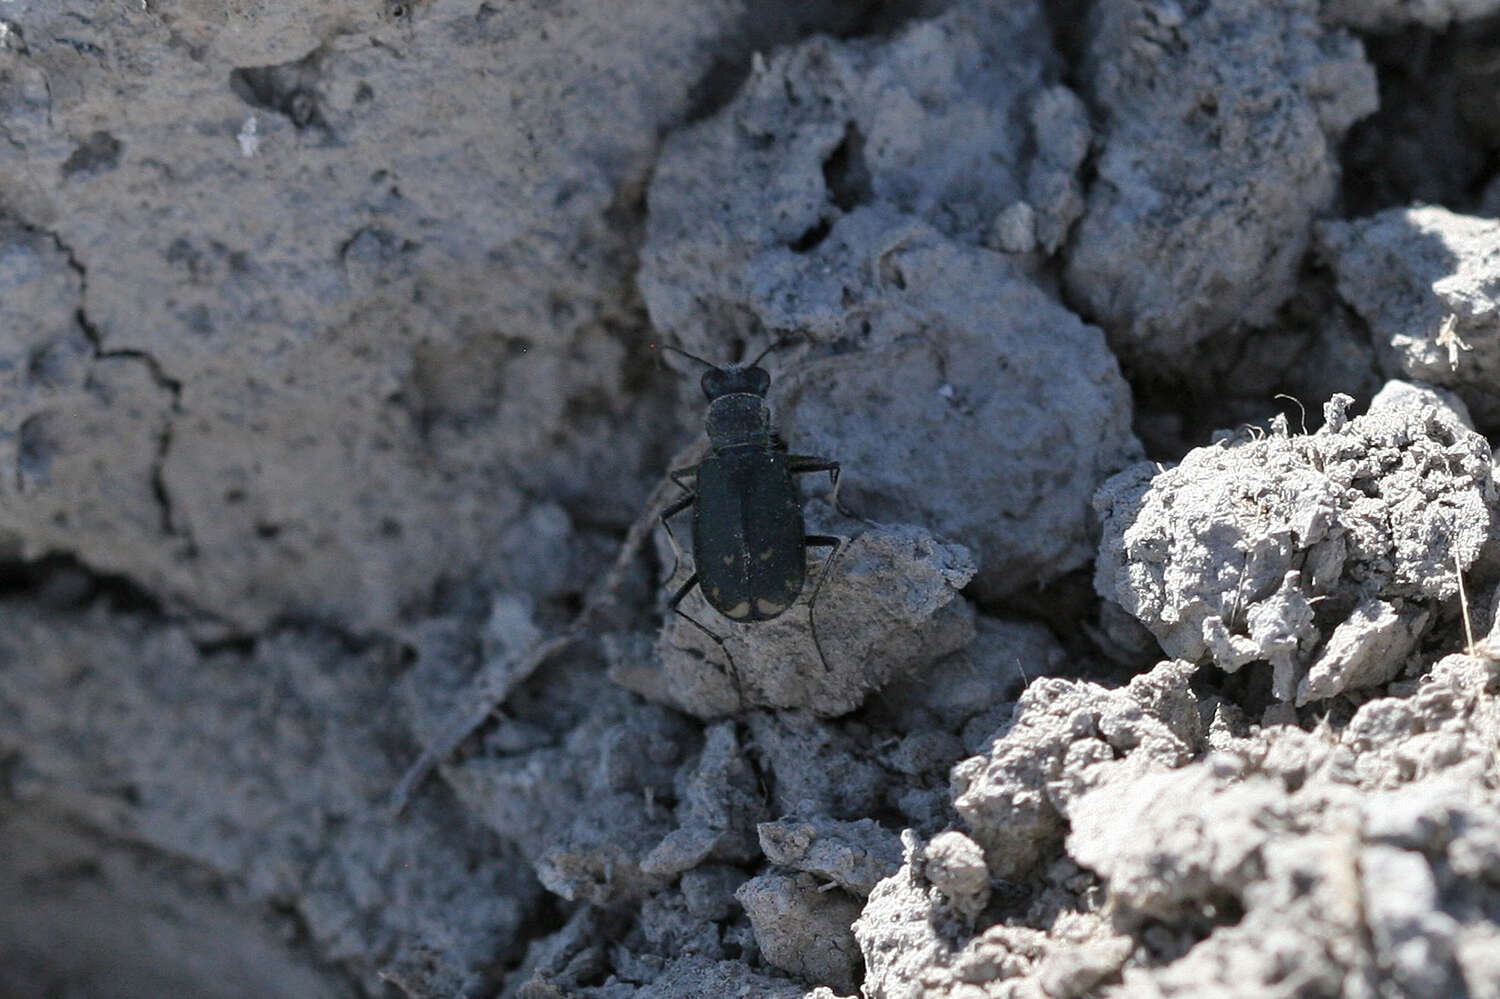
1319, 206, 1500, 430
757, 817, 901, 898
743, 711, 887, 822
875, 615, 1063, 756
0, 813, 353, 999
678, 866, 745, 923
856, 650, 1500, 999
0, 225, 172, 577
0, 603, 537, 997
855, 828, 1128, 999
444, 687, 700, 904
650, 722, 765, 874
630, 956, 808, 999
1096, 385, 1494, 702
7, 0, 1500, 997
1036, 936, 1135, 999
760, 219, 1141, 603
921, 830, 990, 922
640, 1, 1078, 350
505, 906, 616, 999
1062, 665, 1500, 998
853, 833, 953, 999
951, 660, 1204, 881
1064, 0, 1377, 368
1295, 595, 1422, 703
636, 891, 730, 964
1067, 767, 1291, 924
735, 871, 863, 993
1360, 844, 1461, 996
650, 520, 977, 717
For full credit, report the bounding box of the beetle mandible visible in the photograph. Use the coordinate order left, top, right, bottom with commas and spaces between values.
655, 338, 848, 691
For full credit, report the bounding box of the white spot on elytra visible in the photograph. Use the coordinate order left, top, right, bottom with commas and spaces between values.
724, 601, 751, 620
756, 597, 786, 616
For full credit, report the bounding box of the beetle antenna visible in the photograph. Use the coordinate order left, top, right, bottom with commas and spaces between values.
746, 333, 803, 369
653, 343, 719, 370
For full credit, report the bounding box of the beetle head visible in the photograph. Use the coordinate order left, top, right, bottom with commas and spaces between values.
654, 337, 797, 399
701, 364, 771, 400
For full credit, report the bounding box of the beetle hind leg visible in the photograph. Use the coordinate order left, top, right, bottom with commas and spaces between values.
803, 534, 847, 673
667, 572, 747, 711
658, 491, 696, 580
658, 465, 700, 580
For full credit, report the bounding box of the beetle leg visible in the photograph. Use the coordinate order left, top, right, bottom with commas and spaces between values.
658, 492, 696, 580
788, 456, 852, 518
658, 464, 701, 579
667, 572, 745, 710
803, 534, 847, 673
661, 492, 695, 520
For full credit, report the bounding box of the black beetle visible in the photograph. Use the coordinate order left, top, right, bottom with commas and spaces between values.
655, 339, 847, 690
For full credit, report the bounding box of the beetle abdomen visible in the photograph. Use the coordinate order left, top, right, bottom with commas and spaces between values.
692, 449, 805, 622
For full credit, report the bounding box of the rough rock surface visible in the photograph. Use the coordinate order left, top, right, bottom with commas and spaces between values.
858, 652, 1500, 999
1064, 0, 1377, 368
0, 602, 539, 998
1067, 653, 1500, 998
736, 871, 863, 993
856, 664, 1205, 999
951, 660, 1205, 882
0, 811, 355, 999
443, 677, 708, 904
757, 816, 901, 899
639, 1, 1082, 332
1320, 206, 1500, 430
1096, 384, 1493, 703
4, 0, 1500, 997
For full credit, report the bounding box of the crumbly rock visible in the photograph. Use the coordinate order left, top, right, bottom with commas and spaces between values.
1095, 384, 1493, 702
1319, 206, 1500, 430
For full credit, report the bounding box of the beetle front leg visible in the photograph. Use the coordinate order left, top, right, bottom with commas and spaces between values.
788, 456, 852, 517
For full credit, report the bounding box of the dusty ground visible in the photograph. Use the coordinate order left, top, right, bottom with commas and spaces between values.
1, 0, 1498, 997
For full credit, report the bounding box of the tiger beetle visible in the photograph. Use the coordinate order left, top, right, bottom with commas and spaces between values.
655, 337, 849, 694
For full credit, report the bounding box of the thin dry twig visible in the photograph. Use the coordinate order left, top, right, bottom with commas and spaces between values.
387, 438, 705, 815
1274, 393, 1308, 436
1457, 548, 1475, 654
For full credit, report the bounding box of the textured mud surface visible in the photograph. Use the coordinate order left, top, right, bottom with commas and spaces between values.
2, 0, 1500, 997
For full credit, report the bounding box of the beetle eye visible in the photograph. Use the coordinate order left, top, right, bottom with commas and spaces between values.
747, 367, 770, 395
701, 370, 727, 399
